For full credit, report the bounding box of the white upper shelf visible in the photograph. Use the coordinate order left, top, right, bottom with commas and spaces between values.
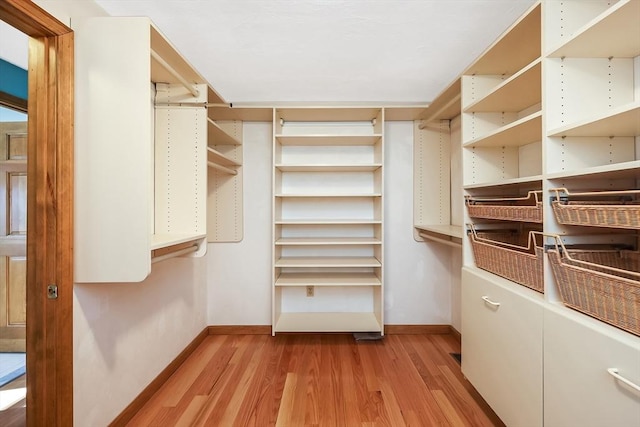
547, 0, 640, 58
207, 118, 241, 146
463, 111, 542, 147
275, 135, 382, 146
547, 101, 640, 137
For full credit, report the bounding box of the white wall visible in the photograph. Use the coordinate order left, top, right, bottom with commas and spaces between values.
74, 257, 208, 425
384, 121, 452, 325
207, 121, 453, 326
207, 122, 273, 325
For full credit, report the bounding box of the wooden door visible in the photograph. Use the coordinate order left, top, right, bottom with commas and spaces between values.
0, 121, 27, 352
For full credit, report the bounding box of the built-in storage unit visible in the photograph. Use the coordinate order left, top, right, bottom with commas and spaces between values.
74, 17, 230, 282
414, 79, 463, 247
272, 108, 384, 334
207, 101, 244, 243
449, 1, 640, 425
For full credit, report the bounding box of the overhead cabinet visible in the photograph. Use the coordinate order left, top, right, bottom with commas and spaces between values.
74, 17, 231, 282
272, 108, 384, 334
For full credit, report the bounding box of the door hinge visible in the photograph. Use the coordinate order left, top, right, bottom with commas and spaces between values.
47, 284, 58, 299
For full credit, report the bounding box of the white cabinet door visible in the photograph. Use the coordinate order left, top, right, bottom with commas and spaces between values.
462, 267, 544, 427
544, 305, 640, 427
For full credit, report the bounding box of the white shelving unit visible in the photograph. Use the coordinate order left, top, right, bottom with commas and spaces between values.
74, 17, 210, 283
451, 2, 640, 425
272, 107, 384, 335
413, 79, 463, 247
206, 89, 245, 242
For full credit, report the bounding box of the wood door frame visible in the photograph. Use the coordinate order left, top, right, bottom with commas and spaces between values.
0, 1, 73, 426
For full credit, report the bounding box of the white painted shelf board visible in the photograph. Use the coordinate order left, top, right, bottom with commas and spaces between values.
464, 2, 541, 75
546, 160, 640, 181
207, 118, 241, 146
274, 312, 382, 332
275, 237, 382, 246
464, 175, 544, 190
275, 193, 382, 198
547, 102, 640, 137
275, 256, 382, 268
275, 135, 382, 146
275, 218, 382, 225
150, 233, 206, 250
275, 272, 381, 286
415, 224, 463, 239
277, 108, 381, 122
207, 146, 240, 166
464, 59, 541, 113
149, 22, 207, 87
463, 111, 542, 147
275, 164, 382, 172
547, 0, 640, 58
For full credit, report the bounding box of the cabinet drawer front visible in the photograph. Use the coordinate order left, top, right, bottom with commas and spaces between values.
545, 307, 640, 427
462, 268, 543, 427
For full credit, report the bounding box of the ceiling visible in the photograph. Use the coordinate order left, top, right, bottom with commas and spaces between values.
93, 0, 536, 105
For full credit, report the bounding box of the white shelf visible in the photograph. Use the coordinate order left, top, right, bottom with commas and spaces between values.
274, 312, 382, 333
464, 2, 541, 75
464, 175, 544, 190
464, 59, 541, 113
207, 146, 240, 166
150, 233, 206, 250
547, 0, 640, 58
464, 111, 542, 147
275, 272, 381, 286
547, 101, 640, 137
419, 78, 461, 123
275, 193, 382, 198
546, 161, 640, 181
276, 108, 381, 122
275, 257, 381, 268
415, 224, 463, 239
275, 135, 382, 146
207, 118, 241, 146
275, 164, 382, 172
275, 237, 381, 246
275, 218, 381, 225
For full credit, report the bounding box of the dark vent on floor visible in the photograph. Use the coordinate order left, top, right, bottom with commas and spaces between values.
353, 332, 384, 342
450, 352, 462, 365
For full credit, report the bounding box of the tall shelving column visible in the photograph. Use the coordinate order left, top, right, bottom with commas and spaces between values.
459, 3, 545, 427
272, 108, 384, 335
542, 1, 640, 425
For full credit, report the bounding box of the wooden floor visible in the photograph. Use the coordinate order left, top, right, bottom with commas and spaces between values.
127, 333, 504, 426
0, 374, 26, 427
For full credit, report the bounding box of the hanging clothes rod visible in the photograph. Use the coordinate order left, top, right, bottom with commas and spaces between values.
152, 245, 198, 264
208, 161, 238, 175
150, 49, 200, 98
419, 232, 462, 249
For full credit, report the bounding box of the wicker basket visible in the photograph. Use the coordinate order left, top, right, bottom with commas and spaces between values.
465, 191, 542, 223
547, 238, 640, 336
468, 225, 544, 293
551, 188, 640, 230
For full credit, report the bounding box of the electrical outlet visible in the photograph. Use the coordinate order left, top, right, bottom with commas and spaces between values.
306, 286, 314, 297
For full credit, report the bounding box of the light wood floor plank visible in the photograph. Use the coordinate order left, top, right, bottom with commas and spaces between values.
125, 333, 504, 427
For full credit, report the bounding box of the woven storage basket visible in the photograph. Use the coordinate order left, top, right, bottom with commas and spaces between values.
551, 188, 640, 230
465, 191, 542, 223
468, 225, 544, 293
547, 239, 640, 336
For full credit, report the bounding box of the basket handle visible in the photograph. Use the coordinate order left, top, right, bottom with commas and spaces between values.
548, 235, 640, 279
465, 190, 541, 204
466, 224, 545, 252
550, 187, 640, 200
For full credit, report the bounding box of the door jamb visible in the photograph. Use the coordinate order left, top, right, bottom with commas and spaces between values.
0, 1, 73, 425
